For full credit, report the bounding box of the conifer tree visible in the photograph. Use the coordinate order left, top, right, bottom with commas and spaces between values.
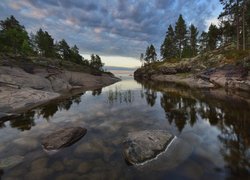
175, 14, 187, 58
161, 25, 177, 59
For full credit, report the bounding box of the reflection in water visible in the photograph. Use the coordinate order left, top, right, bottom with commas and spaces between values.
137, 78, 250, 177
0, 77, 249, 179
145, 89, 157, 107
38, 93, 84, 120
107, 86, 134, 104
92, 88, 102, 96
9, 111, 36, 131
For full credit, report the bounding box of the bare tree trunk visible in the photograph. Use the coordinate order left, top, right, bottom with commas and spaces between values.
243, 0, 246, 50
236, 0, 240, 50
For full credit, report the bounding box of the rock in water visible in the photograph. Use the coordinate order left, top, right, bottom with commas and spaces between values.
0, 155, 24, 169
42, 127, 87, 150
123, 130, 174, 165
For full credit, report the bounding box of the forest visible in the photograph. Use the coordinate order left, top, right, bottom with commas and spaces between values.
142, 0, 250, 64
0, 16, 104, 71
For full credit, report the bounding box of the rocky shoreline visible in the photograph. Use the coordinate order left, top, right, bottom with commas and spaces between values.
0, 65, 120, 116
134, 54, 250, 92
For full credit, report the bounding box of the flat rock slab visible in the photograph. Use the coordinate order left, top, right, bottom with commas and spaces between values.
123, 130, 174, 165
0, 155, 24, 169
42, 127, 87, 151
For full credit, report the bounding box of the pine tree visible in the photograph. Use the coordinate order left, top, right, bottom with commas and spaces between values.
189, 24, 199, 56
35, 29, 55, 57
208, 24, 220, 50
161, 25, 177, 60
175, 14, 187, 58
199, 31, 209, 53
58, 39, 71, 60
0, 15, 32, 55
149, 44, 157, 62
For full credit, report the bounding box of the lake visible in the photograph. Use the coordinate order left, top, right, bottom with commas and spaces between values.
0, 73, 249, 179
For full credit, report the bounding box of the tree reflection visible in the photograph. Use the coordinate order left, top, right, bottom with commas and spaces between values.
218, 110, 250, 177
92, 88, 102, 96
38, 93, 84, 120
160, 92, 195, 132
9, 111, 35, 131
137, 78, 250, 177
107, 87, 134, 104
145, 89, 157, 106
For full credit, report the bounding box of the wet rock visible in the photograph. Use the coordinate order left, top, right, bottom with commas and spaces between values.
31, 158, 48, 170
77, 162, 92, 174
14, 137, 39, 150
41, 127, 87, 150
123, 130, 174, 165
51, 161, 64, 172
56, 173, 80, 180
25, 168, 52, 180
0, 155, 24, 169
138, 137, 194, 171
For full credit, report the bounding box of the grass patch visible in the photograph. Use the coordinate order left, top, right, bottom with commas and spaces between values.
222, 49, 249, 62
176, 72, 192, 78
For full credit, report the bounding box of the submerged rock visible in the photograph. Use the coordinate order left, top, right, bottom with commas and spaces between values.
0, 155, 24, 169
41, 127, 87, 151
123, 130, 174, 165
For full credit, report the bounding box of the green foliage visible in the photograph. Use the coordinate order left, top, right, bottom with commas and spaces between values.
222, 49, 249, 60
35, 28, 55, 57
161, 25, 177, 59
0, 15, 32, 55
144, 44, 157, 64
208, 24, 220, 50
0, 15, 103, 72
175, 14, 187, 58
90, 54, 104, 71
189, 24, 199, 56
57, 39, 71, 60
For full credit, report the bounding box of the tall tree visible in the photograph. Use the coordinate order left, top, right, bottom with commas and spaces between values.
208, 24, 220, 50
219, 0, 243, 50
199, 31, 209, 53
58, 39, 71, 60
0, 15, 32, 55
35, 29, 55, 57
175, 14, 187, 58
189, 24, 199, 56
144, 45, 157, 63
90, 54, 104, 70
140, 53, 144, 66
161, 25, 177, 59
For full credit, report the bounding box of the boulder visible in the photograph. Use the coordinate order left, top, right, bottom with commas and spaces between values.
41, 127, 87, 150
123, 130, 174, 165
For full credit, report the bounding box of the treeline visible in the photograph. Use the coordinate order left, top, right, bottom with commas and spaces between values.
141, 0, 250, 64
0, 16, 104, 71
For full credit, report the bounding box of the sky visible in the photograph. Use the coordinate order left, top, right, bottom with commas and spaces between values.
0, 0, 222, 68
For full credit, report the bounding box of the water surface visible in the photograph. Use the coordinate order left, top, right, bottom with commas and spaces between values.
0, 74, 249, 179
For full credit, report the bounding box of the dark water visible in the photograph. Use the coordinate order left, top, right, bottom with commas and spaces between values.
0, 74, 249, 179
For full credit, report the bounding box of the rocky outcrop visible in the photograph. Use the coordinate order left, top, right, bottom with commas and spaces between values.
135, 62, 250, 92
41, 127, 87, 151
122, 130, 174, 165
0, 66, 119, 114
198, 64, 250, 91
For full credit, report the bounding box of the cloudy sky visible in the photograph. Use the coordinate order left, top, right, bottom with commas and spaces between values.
0, 0, 222, 67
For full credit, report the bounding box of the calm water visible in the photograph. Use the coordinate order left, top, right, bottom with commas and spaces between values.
0, 74, 249, 179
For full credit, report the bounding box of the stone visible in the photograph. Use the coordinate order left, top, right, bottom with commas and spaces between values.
0, 155, 24, 169
77, 162, 92, 174
41, 127, 87, 150
14, 137, 39, 150
51, 161, 64, 172
122, 130, 174, 165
